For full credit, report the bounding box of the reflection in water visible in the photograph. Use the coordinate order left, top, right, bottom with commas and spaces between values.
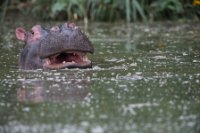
0, 71, 94, 133
17, 72, 91, 103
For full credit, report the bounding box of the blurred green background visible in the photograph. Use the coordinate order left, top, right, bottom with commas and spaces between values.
0, 0, 200, 23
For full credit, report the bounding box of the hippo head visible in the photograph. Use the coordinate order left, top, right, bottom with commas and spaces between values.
15, 23, 94, 70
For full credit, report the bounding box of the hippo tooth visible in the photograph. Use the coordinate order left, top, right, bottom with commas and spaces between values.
83, 56, 88, 61
46, 59, 50, 65
62, 61, 66, 64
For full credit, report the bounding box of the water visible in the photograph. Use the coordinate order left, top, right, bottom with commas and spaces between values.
0, 21, 200, 133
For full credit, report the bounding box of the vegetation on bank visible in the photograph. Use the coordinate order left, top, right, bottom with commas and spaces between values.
0, 0, 200, 22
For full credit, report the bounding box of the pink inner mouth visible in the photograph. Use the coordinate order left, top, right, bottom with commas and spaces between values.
43, 51, 91, 69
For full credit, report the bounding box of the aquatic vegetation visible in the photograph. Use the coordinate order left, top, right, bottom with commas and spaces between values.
149, 0, 183, 20
0, 0, 197, 22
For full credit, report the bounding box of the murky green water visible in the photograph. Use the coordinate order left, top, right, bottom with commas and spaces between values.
0, 21, 200, 133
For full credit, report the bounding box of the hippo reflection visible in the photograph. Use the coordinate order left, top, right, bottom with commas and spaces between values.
15, 23, 94, 70
17, 79, 90, 103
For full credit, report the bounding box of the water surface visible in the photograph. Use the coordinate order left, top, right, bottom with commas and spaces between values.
0, 21, 200, 133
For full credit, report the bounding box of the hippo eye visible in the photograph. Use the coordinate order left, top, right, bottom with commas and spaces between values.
30, 30, 34, 35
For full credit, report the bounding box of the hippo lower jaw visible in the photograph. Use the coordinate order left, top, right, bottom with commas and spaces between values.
43, 51, 92, 69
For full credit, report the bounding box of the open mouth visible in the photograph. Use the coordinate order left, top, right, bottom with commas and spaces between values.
43, 51, 92, 69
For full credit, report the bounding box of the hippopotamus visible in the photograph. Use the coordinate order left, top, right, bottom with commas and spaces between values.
15, 23, 94, 70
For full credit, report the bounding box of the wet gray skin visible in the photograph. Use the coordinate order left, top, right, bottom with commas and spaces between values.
15, 23, 94, 70
0, 21, 200, 133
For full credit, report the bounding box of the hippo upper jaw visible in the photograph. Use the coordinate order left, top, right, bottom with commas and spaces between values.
39, 26, 94, 69
42, 51, 92, 69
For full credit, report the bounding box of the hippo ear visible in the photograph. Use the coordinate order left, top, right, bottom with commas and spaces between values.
16, 27, 26, 41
